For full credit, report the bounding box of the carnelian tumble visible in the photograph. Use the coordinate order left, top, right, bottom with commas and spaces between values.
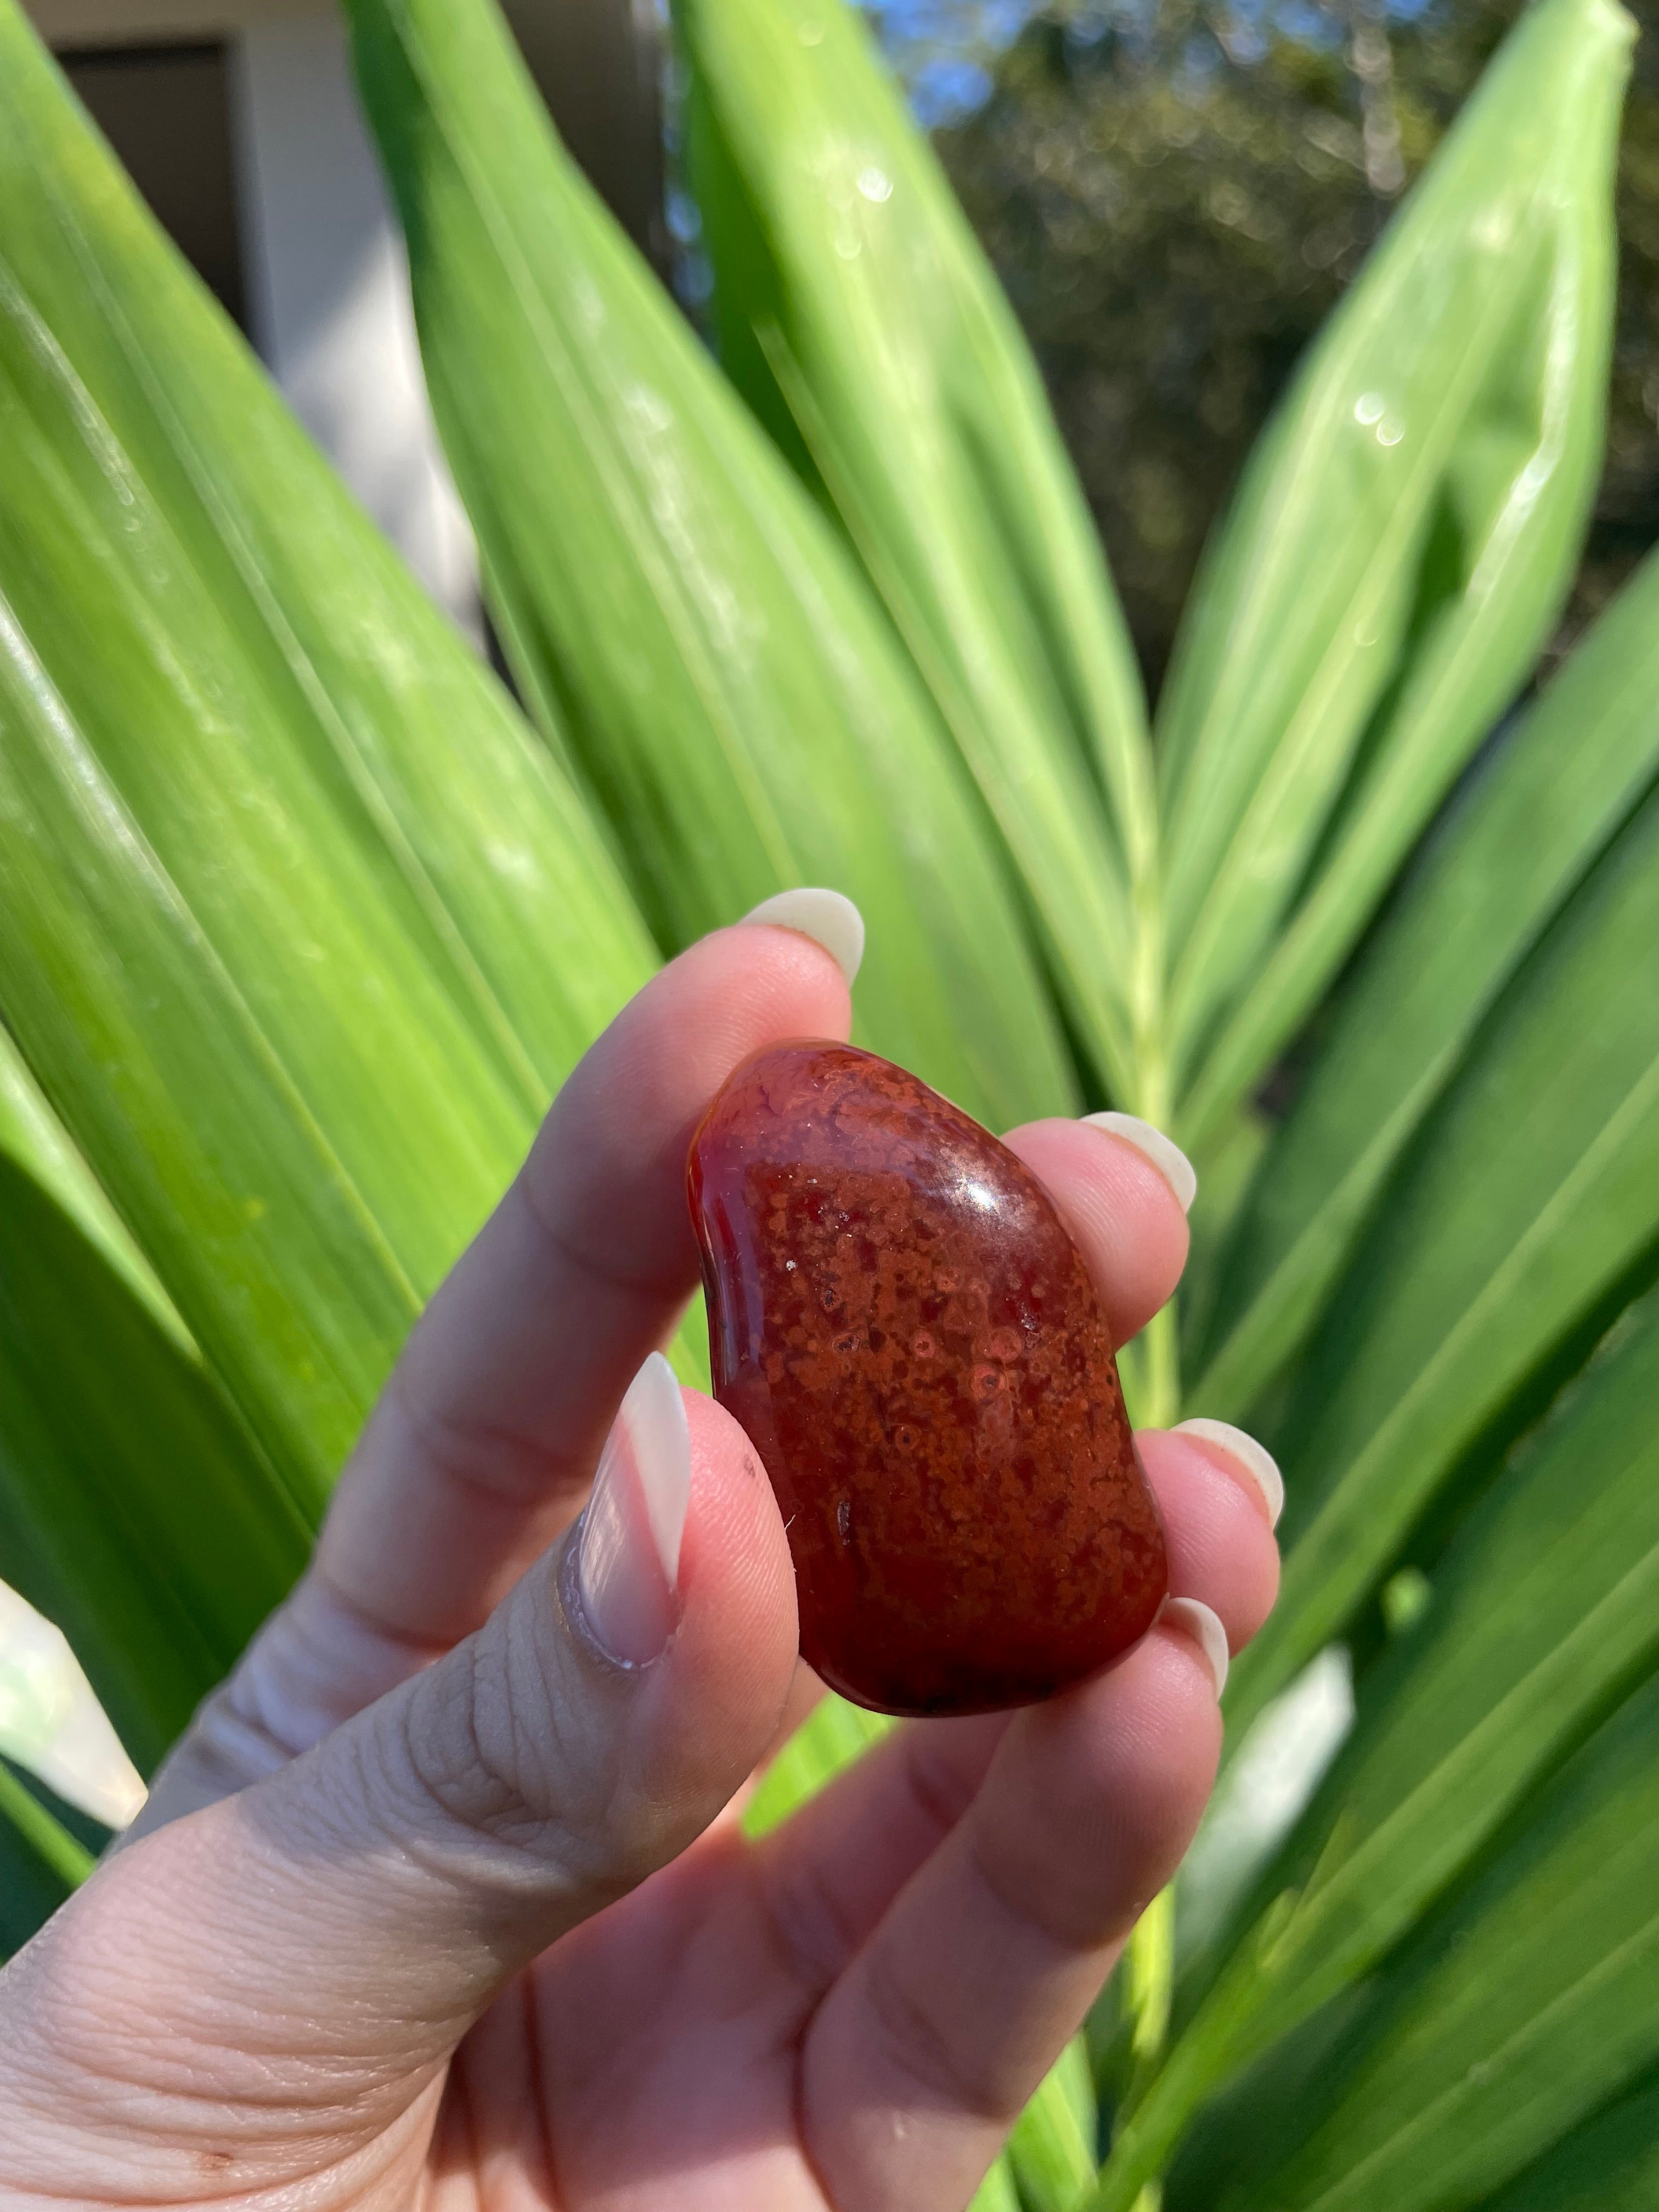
687, 1041, 1167, 1717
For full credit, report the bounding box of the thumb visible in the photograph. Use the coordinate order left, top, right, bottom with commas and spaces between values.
0, 1362, 798, 2191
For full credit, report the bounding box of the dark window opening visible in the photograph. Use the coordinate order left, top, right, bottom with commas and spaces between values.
58, 41, 247, 330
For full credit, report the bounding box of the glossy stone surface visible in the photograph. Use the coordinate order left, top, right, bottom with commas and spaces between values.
687, 1041, 1167, 1716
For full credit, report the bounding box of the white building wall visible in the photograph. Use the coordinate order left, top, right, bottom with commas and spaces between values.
232, 11, 483, 641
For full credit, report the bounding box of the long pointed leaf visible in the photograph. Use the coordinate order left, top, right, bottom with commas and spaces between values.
741, 1695, 894, 1841
344, 0, 1076, 1133
1228, 774, 1659, 1736
1102, 1291, 1659, 2205
0, 1760, 92, 1955
682, 0, 1159, 1101
1158, 0, 1627, 1122
1, 1003, 180, 1344
1233, 1288, 1659, 2028
0, 3, 657, 1505
1193, 545, 1659, 1418
1480, 2070, 1659, 2212
0, 1035, 308, 1773
1005, 2033, 1097, 2208
967, 2157, 1022, 2212
1223, 1677, 1659, 2211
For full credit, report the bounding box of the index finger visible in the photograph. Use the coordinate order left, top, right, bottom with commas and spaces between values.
319, 904, 856, 1649
1001, 1113, 1193, 1350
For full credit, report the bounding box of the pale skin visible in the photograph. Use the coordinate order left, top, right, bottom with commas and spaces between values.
0, 921, 1279, 2212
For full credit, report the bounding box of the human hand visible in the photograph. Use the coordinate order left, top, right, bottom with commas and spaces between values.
0, 904, 1280, 2212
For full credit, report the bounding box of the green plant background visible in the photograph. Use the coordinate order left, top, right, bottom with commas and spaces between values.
3, 0, 1658, 2203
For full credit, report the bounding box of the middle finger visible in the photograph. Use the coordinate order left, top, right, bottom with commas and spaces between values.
749, 1421, 1280, 2000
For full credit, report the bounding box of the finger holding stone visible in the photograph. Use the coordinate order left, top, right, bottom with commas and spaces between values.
1135, 1422, 1282, 1657
1001, 1115, 1193, 1350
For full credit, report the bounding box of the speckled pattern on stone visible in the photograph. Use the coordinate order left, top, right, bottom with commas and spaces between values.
688, 1040, 1168, 1716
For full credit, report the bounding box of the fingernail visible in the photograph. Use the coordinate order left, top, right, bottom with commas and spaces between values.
1160, 1597, 1229, 1699
0, 1583, 147, 1828
740, 888, 865, 987
1173, 1417, 1284, 1530
1082, 1112, 1197, 1214
575, 1352, 690, 1666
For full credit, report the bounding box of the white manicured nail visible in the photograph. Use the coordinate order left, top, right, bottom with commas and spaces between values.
1160, 1596, 1229, 1699
1082, 1112, 1197, 1214
740, 888, 865, 986
0, 1582, 147, 1829
576, 1353, 690, 1666
1173, 1417, 1284, 1530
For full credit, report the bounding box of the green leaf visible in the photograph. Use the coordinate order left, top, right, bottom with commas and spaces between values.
1238, 1287, 1659, 2026
0, 1759, 92, 1953
1, 999, 180, 1344
1479, 2069, 1659, 2212
742, 1692, 894, 1841
1005, 2032, 1097, 2208
0, 1, 658, 1509
1193, 544, 1659, 1419
1101, 1290, 1659, 2209
1158, 0, 1628, 1130
682, 0, 1158, 1104
343, 0, 1077, 1136
0, 1758, 96, 1892
1227, 774, 1659, 1737
1223, 1675, 1659, 2211
967, 2155, 1023, 2212
0, 1029, 307, 1771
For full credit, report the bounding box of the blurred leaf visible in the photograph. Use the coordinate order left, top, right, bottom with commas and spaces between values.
0, 1759, 92, 1953
1246, 1284, 1659, 2024
1006, 2032, 1096, 2208
1220, 1674, 1659, 2210
1193, 544, 1659, 1418
1179, 1103, 1273, 1380
1, 1001, 180, 1343
742, 1691, 893, 1840
1227, 774, 1659, 1736
1478, 2068, 1659, 2212
0, 2, 658, 1509
1158, 0, 1628, 1131
1103, 1290, 1659, 2207
0, 1037, 306, 1775
967, 2156, 1022, 2212
1172, 1646, 1356, 1974
682, 0, 1158, 1103
343, 0, 1076, 1135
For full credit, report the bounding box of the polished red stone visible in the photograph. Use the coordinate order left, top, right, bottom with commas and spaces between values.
686, 1041, 1167, 1716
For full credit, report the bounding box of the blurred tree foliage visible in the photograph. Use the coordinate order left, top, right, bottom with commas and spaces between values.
936, 0, 1659, 694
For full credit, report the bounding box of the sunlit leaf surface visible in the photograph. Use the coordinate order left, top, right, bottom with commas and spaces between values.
1, 2, 657, 1512
1102, 1294, 1659, 2206
3, 0, 1657, 2198
1224, 1678, 1659, 2210
684, 0, 1159, 1101
1159, 0, 1628, 1135
345, 0, 1076, 1133
1229, 775, 1659, 1734
0, 1032, 304, 1772
1481, 2073, 1659, 2212
1194, 544, 1659, 1419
